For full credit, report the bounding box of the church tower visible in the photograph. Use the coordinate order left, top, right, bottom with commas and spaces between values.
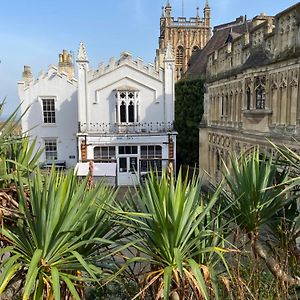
156, 1, 211, 81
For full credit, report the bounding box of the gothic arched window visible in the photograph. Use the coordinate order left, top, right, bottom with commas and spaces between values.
120, 101, 126, 123
246, 87, 251, 110
128, 101, 134, 123
116, 89, 138, 124
176, 46, 184, 65
256, 85, 266, 109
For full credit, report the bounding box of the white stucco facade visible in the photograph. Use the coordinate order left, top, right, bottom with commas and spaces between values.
18, 43, 176, 185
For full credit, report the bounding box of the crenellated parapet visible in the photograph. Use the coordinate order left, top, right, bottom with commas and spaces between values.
19, 64, 77, 91
89, 51, 164, 82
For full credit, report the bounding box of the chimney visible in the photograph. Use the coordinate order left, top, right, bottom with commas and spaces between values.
22, 65, 33, 83
58, 49, 74, 79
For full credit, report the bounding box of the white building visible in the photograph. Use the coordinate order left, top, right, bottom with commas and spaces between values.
18, 43, 177, 186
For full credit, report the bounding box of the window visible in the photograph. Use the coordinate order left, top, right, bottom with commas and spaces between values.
119, 146, 138, 155
116, 90, 138, 123
94, 146, 116, 161
120, 101, 126, 123
140, 145, 162, 172
246, 87, 251, 110
176, 46, 184, 65
45, 139, 57, 161
256, 85, 266, 109
42, 98, 56, 124
119, 157, 127, 173
221, 95, 228, 116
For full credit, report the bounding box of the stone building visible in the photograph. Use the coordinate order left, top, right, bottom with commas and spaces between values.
197, 3, 300, 182
156, 0, 211, 81
18, 43, 177, 186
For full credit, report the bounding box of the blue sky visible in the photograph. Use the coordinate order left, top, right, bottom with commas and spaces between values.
0, 0, 298, 117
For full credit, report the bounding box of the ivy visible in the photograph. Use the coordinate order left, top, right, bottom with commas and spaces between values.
175, 78, 205, 167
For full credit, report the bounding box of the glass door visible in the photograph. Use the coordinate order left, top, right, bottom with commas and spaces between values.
117, 146, 139, 186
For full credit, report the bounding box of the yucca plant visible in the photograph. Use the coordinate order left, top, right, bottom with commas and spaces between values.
0, 168, 124, 299
0, 100, 42, 188
221, 147, 300, 287
120, 170, 231, 300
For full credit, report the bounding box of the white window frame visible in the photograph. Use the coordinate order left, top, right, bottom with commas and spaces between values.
40, 96, 57, 124
115, 91, 139, 124
44, 138, 58, 161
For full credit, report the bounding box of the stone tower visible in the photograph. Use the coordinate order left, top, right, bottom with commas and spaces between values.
156, 0, 211, 81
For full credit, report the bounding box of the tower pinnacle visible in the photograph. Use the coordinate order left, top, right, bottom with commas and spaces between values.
161, 6, 165, 17
77, 42, 88, 62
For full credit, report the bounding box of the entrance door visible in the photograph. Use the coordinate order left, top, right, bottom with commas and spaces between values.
118, 156, 139, 186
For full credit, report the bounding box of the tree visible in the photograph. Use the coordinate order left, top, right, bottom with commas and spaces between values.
175, 79, 204, 167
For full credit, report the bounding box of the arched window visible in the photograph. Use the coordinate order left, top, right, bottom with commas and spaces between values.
116, 89, 138, 124
256, 85, 266, 109
120, 101, 126, 123
128, 101, 134, 123
246, 87, 251, 110
176, 46, 184, 65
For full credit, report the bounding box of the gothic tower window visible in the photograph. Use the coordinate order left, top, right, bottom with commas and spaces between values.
246, 87, 251, 110
176, 46, 184, 65
256, 85, 266, 109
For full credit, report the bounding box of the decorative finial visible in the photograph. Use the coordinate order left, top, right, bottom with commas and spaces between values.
165, 43, 174, 61
161, 6, 165, 17
77, 41, 88, 62
196, 6, 199, 17
166, 0, 171, 8
205, 0, 210, 9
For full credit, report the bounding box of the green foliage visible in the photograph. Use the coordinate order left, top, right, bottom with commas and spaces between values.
0, 168, 123, 299
221, 147, 289, 233
121, 170, 231, 299
175, 78, 204, 166
0, 100, 42, 188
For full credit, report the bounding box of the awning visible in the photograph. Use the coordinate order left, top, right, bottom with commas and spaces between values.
75, 162, 117, 177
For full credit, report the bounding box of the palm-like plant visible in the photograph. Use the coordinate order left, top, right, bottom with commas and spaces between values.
0, 168, 123, 299
221, 147, 300, 287
121, 170, 231, 300
0, 100, 42, 189
221, 147, 289, 233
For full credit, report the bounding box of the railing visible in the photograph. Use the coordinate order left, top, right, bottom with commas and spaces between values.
78, 122, 174, 134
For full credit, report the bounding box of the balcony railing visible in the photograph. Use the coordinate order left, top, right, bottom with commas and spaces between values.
78, 122, 174, 134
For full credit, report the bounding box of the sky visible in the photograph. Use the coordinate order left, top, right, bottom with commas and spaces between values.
0, 0, 298, 117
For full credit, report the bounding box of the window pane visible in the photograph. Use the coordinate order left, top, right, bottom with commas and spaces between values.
109, 147, 116, 157
45, 139, 57, 161
128, 102, 134, 123
148, 146, 155, 157
119, 146, 125, 154
120, 102, 126, 122
125, 146, 131, 154
155, 146, 162, 158
130, 157, 137, 173
141, 161, 148, 172
141, 146, 147, 158
119, 157, 127, 172
102, 147, 108, 158
94, 147, 101, 159
132, 146, 138, 154
42, 99, 56, 124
